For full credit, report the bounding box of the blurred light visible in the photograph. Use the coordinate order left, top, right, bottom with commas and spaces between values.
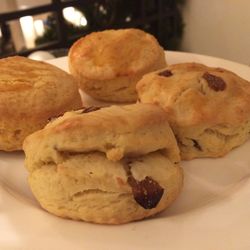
0, 28, 2, 38
34, 19, 45, 36
80, 16, 88, 26
63, 7, 75, 22
63, 6, 88, 27
73, 11, 83, 26
20, 16, 36, 48
99, 5, 107, 15
125, 16, 132, 22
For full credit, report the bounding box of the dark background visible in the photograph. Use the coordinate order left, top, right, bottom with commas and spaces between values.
0, 0, 185, 58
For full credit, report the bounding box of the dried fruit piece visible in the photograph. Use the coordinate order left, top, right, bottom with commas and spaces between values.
127, 175, 164, 209
158, 70, 173, 77
203, 72, 226, 91
192, 139, 202, 151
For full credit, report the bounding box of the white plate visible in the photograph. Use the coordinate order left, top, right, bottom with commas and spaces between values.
0, 52, 250, 250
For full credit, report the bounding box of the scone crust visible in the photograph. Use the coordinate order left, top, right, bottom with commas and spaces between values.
24, 104, 180, 169
137, 63, 250, 159
24, 104, 182, 224
68, 29, 166, 102
69, 28, 166, 80
0, 56, 82, 151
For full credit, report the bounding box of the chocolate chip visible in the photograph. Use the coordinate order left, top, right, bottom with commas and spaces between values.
203, 72, 226, 91
192, 139, 202, 151
81, 106, 101, 113
128, 176, 164, 209
158, 70, 173, 77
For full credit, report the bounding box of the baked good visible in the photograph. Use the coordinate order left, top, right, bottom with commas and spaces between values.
23, 104, 183, 224
0, 56, 82, 151
68, 28, 166, 103
136, 63, 250, 160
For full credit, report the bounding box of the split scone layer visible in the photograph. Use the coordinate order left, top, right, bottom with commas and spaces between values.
23, 104, 183, 224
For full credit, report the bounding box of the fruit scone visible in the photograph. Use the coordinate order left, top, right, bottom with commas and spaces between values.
136, 63, 250, 160
0, 56, 82, 151
23, 104, 183, 224
68, 28, 166, 103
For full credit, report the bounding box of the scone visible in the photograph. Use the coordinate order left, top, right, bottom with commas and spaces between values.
0, 56, 82, 151
23, 104, 183, 224
136, 63, 250, 160
68, 28, 166, 103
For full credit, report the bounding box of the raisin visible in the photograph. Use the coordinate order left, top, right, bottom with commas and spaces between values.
128, 176, 164, 209
158, 70, 173, 77
192, 139, 202, 151
203, 72, 226, 91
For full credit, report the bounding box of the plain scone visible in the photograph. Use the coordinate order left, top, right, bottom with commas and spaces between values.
0, 56, 82, 151
68, 28, 166, 103
136, 63, 250, 160
23, 104, 183, 224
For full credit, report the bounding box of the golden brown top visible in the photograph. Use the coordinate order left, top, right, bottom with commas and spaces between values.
0, 56, 69, 91
137, 63, 250, 127
0, 56, 81, 118
68, 29, 166, 80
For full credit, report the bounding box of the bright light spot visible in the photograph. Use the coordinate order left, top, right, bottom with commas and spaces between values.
99, 5, 107, 15
0, 27, 2, 38
63, 7, 87, 27
80, 16, 88, 26
19, 16, 35, 48
125, 16, 131, 22
74, 11, 82, 25
34, 19, 45, 36
63, 7, 75, 23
